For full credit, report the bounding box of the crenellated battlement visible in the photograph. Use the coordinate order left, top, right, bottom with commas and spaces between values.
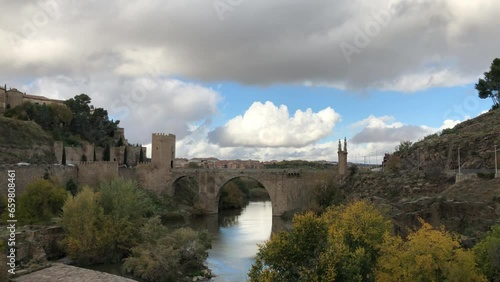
152, 133, 176, 137
78, 161, 118, 167
136, 162, 157, 170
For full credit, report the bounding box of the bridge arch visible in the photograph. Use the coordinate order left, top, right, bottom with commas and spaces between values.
216, 175, 276, 214
171, 174, 199, 207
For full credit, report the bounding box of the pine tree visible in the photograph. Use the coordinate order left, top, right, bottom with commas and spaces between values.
124, 146, 128, 166
139, 147, 144, 163
103, 144, 111, 161
62, 146, 67, 165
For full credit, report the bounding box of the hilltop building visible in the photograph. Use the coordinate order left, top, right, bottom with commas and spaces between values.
0, 85, 65, 114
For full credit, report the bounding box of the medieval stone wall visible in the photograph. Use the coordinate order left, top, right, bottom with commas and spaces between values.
0, 165, 77, 195
77, 161, 119, 188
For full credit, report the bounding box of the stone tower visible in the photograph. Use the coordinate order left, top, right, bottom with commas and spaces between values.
337, 138, 348, 175
151, 133, 176, 169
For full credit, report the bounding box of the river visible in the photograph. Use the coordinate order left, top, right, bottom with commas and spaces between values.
191, 201, 284, 281
86, 200, 285, 281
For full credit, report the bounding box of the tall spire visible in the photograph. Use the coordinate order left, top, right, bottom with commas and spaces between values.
338, 139, 342, 152
344, 137, 347, 152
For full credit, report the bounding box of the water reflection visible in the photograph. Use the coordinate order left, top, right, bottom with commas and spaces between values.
191, 201, 282, 282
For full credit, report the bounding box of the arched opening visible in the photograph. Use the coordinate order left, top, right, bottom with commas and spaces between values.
217, 176, 270, 211
172, 175, 200, 212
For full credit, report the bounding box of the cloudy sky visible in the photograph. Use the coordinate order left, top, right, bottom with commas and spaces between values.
1, 0, 498, 163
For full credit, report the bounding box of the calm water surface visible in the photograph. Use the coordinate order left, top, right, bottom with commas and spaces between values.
191, 201, 282, 282
86, 201, 285, 282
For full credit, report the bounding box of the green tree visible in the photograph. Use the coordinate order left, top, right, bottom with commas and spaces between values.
60, 187, 114, 265
394, 140, 413, 157
49, 103, 73, 126
103, 144, 110, 161
64, 94, 119, 146
249, 211, 328, 282
249, 201, 391, 282
474, 224, 500, 281
376, 220, 486, 282
62, 146, 66, 165
123, 216, 211, 282
320, 201, 391, 282
139, 147, 144, 162
219, 181, 249, 210
123, 146, 128, 165
65, 178, 79, 196
17, 179, 68, 224
476, 58, 500, 108
98, 179, 155, 258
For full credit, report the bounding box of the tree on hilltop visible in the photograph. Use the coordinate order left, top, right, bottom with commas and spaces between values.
64, 94, 120, 146
476, 58, 500, 109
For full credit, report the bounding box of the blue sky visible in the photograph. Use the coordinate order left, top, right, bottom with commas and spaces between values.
0, 0, 498, 162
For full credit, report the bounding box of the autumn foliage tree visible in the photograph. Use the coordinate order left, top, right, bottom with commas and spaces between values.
61, 179, 154, 264
376, 220, 486, 281
250, 201, 487, 282
249, 201, 391, 282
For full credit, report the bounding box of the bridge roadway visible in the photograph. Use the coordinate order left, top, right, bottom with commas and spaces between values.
167, 168, 335, 216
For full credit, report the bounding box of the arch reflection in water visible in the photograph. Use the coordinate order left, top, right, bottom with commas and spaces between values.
191, 201, 285, 282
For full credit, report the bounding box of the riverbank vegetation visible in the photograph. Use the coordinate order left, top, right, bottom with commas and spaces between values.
59, 179, 212, 281
249, 200, 495, 282
219, 177, 270, 210
0, 177, 212, 282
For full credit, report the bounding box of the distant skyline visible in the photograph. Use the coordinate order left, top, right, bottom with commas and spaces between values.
0, 1, 498, 162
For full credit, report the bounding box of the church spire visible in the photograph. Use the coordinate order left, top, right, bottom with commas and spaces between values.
344, 137, 347, 152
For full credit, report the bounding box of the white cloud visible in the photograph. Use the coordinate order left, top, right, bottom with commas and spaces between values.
207, 101, 341, 147
379, 69, 474, 92
21, 75, 222, 145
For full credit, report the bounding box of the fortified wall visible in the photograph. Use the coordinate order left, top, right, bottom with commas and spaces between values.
53, 142, 146, 166
0, 133, 176, 195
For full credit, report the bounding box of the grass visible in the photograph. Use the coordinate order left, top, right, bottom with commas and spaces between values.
0, 116, 53, 148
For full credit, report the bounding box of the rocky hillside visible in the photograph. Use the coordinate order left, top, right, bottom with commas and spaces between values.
402, 108, 500, 171
343, 108, 500, 241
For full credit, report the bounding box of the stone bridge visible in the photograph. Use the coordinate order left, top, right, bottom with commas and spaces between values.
166, 168, 335, 216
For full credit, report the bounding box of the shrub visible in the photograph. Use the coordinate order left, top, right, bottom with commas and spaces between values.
61, 179, 156, 264
17, 179, 67, 224
123, 216, 211, 281
474, 224, 500, 281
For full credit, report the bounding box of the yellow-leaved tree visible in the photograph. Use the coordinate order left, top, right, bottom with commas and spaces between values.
319, 200, 392, 282
249, 201, 391, 282
61, 187, 114, 265
376, 220, 487, 282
